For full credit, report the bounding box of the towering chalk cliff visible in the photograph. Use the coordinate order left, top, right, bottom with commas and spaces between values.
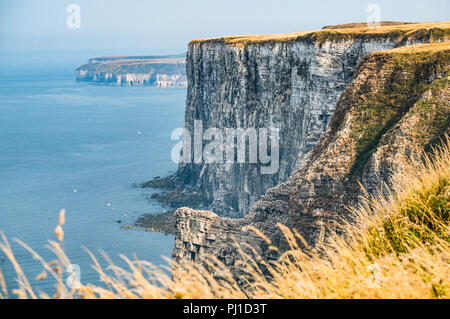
154, 22, 450, 218
76, 55, 187, 87
171, 23, 450, 267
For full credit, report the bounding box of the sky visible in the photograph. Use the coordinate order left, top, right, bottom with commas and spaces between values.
0, 0, 449, 54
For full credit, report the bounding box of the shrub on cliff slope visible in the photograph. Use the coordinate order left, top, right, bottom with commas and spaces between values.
0, 137, 448, 299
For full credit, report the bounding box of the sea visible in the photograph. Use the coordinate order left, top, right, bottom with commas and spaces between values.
0, 50, 185, 295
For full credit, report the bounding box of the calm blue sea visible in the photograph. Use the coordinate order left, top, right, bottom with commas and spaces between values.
0, 51, 185, 295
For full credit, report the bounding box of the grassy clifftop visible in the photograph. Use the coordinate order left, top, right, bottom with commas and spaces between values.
76, 55, 186, 74
189, 21, 450, 46
341, 42, 450, 175
322, 21, 418, 29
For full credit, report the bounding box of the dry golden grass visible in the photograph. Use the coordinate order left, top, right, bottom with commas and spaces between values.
189, 21, 450, 46
384, 41, 450, 54
0, 138, 449, 299
322, 21, 418, 29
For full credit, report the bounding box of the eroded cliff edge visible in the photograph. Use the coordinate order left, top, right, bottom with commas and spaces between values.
144, 22, 450, 219
173, 39, 450, 267
76, 55, 187, 87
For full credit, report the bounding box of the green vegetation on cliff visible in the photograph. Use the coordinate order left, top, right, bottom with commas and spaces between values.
76, 56, 186, 74
348, 42, 449, 175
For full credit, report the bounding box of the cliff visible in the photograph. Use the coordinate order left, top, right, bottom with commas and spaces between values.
172, 30, 449, 267
146, 22, 450, 218
75, 55, 187, 87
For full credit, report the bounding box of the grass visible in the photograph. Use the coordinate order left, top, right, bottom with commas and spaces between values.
385, 41, 450, 53
348, 42, 449, 175
0, 136, 449, 299
189, 21, 450, 46
322, 21, 418, 29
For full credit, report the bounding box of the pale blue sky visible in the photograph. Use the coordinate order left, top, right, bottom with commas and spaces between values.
0, 0, 449, 52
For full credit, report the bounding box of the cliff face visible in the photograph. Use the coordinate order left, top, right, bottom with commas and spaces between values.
162, 22, 450, 218
76, 55, 187, 87
172, 36, 449, 266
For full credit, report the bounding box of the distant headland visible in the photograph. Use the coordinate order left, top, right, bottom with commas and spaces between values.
75, 55, 187, 87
